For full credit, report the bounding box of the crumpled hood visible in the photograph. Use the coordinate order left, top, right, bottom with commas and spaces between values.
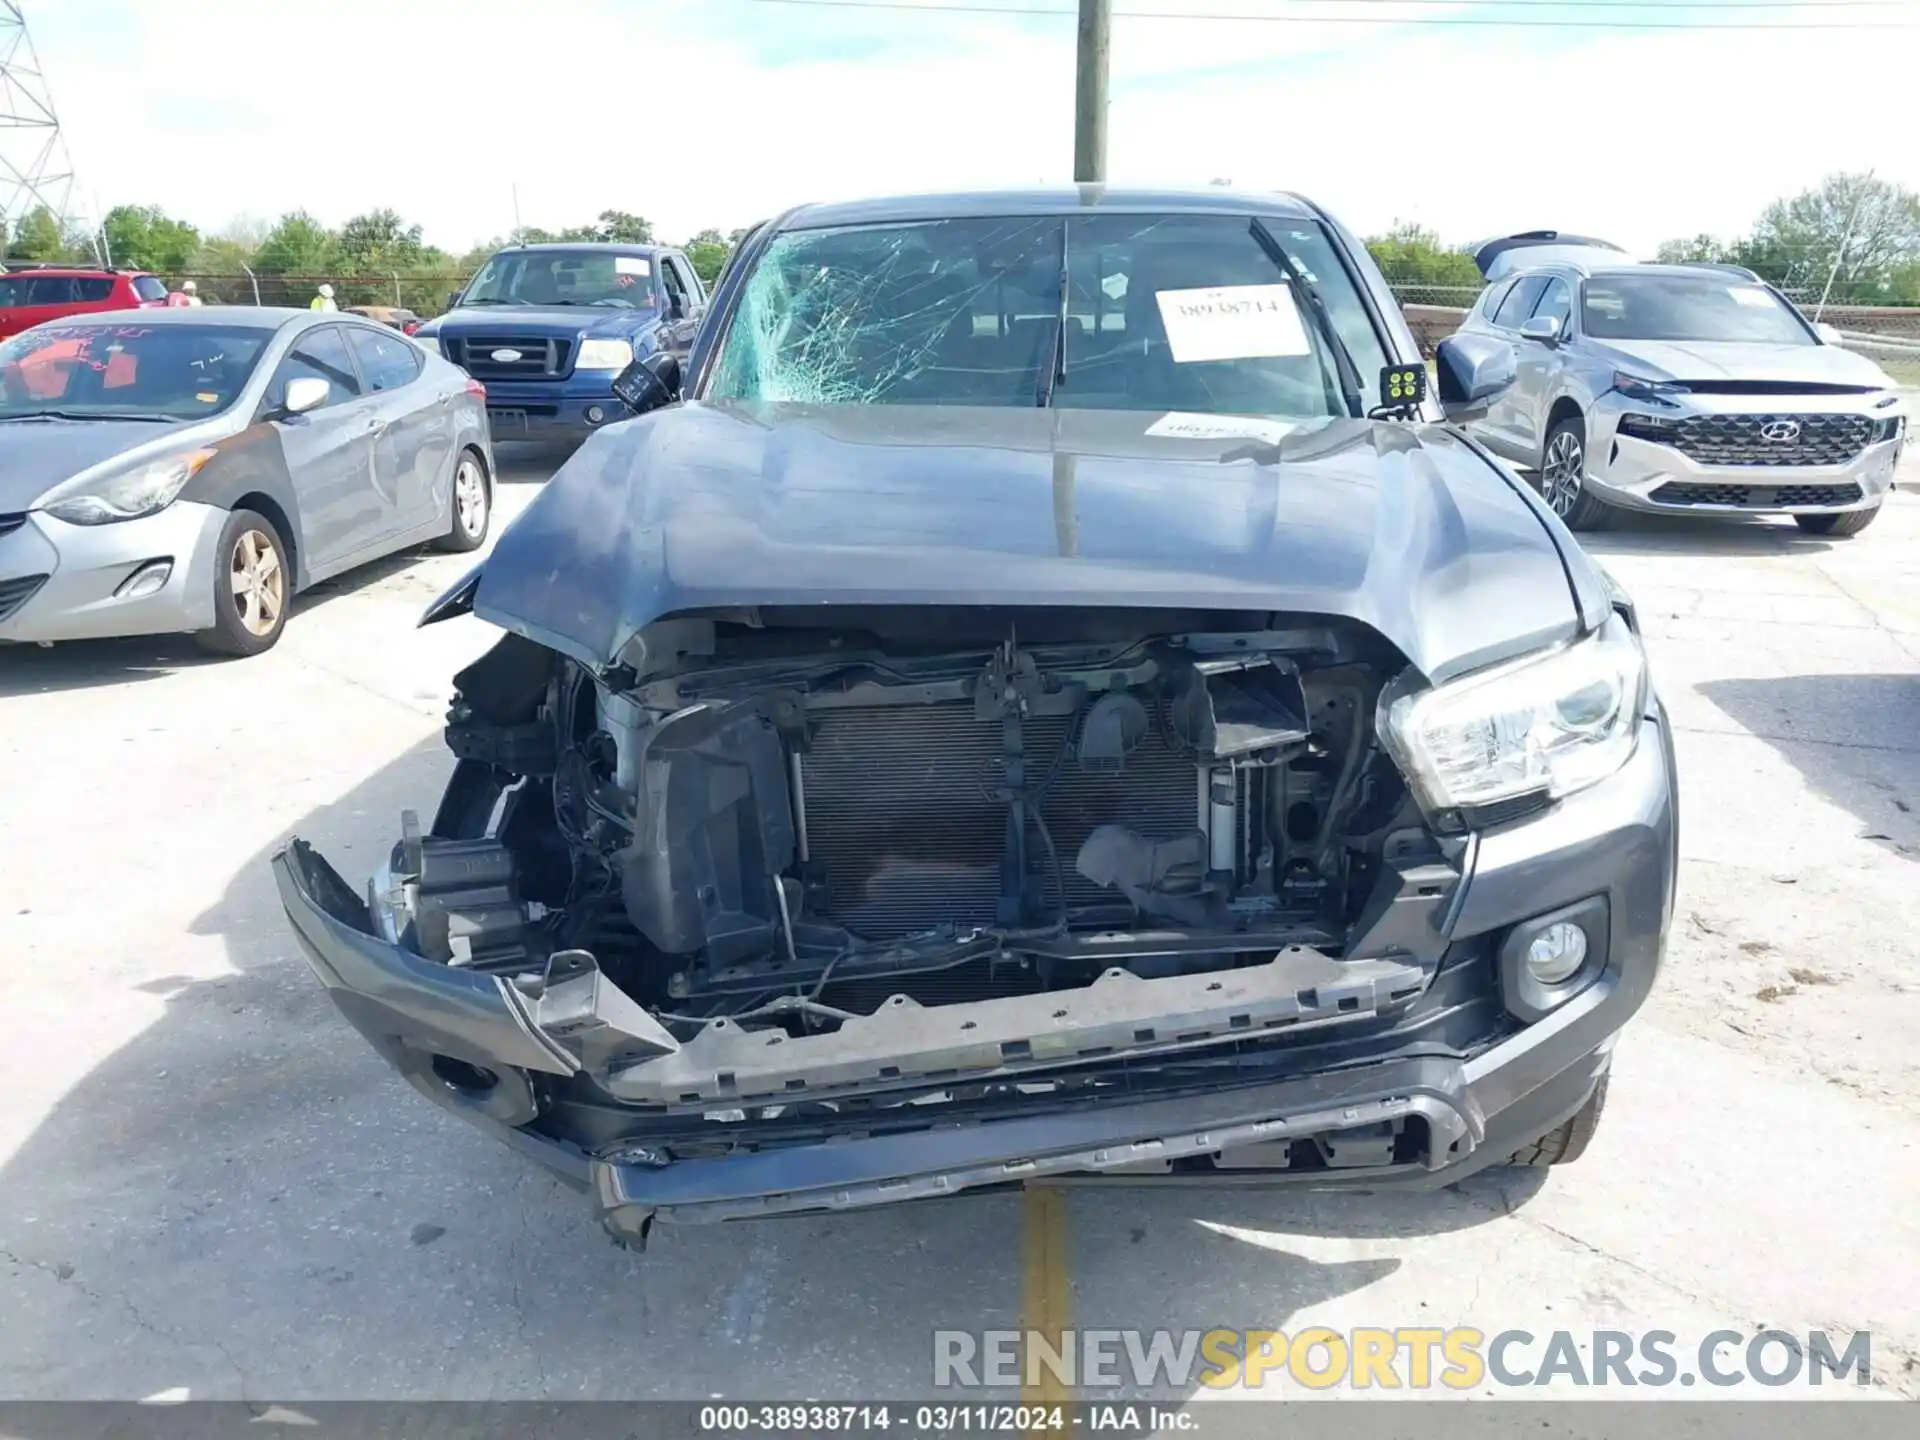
0, 418, 206, 512
1605, 339, 1894, 388
466, 402, 1587, 684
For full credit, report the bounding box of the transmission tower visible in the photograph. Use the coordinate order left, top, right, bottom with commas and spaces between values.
0, 1, 78, 262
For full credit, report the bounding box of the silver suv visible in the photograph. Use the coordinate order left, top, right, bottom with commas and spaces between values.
1456, 242, 1905, 536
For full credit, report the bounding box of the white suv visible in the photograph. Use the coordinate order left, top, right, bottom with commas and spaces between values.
1457, 241, 1905, 536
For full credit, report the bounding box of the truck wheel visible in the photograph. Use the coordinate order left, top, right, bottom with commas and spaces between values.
1508, 1070, 1609, 1167
1794, 505, 1881, 538
1539, 417, 1613, 532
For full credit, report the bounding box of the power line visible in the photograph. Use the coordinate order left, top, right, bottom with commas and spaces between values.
745, 0, 1920, 28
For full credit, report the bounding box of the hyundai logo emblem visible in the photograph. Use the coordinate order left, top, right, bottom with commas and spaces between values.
1759, 419, 1802, 443
490, 348, 524, 363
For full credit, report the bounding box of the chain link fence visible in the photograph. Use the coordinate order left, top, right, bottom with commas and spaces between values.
163, 272, 473, 313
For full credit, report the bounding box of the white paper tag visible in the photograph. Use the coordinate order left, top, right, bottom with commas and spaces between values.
615, 256, 652, 277
1101, 272, 1128, 300
1145, 412, 1297, 445
1155, 284, 1311, 363
1727, 285, 1773, 307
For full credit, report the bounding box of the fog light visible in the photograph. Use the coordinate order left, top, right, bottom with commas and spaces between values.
114, 559, 172, 600
1525, 922, 1588, 984
585, 404, 607, 425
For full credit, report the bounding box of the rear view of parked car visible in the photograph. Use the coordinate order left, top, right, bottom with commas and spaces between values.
0, 309, 493, 655
1458, 236, 1905, 534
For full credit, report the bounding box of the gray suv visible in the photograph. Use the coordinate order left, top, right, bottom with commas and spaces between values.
1457, 244, 1906, 535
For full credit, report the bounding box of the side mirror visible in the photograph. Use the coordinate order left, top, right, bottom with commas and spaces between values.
281, 376, 330, 416
1815, 321, 1843, 346
1518, 315, 1562, 344
446, 290, 464, 311
1434, 333, 1516, 423
612, 351, 682, 416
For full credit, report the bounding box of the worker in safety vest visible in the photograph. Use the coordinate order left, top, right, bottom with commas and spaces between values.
310, 283, 337, 312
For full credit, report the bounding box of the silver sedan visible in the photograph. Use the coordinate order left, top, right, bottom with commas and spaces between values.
0, 307, 493, 655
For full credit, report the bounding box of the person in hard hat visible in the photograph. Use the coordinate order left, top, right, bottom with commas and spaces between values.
164, 280, 203, 308
310, 283, 337, 313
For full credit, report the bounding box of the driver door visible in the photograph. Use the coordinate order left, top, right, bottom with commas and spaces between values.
657, 254, 705, 363
264, 325, 388, 576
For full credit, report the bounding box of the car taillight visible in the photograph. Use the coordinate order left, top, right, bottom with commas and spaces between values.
465, 379, 486, 400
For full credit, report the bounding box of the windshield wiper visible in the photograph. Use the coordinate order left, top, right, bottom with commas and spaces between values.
0, 409, 178, 423
1036, 222, 1070, 407
1249, 220, 1365, 419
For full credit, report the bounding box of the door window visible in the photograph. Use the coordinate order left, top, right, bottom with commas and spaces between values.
1530, 278, 1573, 334
345, 326, 423, 392
272, 327, 362, 411
659, 257, 690, 316
1491, 276, 1548, 329
1473, 280, 1513, 323
131, 276, 168, 302
670, 255, 704, 307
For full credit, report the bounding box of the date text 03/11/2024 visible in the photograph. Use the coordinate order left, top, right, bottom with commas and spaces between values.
696, 1404, 1193, 1433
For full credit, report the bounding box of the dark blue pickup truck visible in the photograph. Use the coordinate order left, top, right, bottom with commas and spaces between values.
415, 242, 707, 445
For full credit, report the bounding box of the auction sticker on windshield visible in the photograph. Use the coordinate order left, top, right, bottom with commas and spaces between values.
1155, 284, 1310, 364
1145, 412, 1296, 445
616, 256, 652, 276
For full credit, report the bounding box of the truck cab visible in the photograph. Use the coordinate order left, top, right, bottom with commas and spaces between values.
414, 242, 706, 445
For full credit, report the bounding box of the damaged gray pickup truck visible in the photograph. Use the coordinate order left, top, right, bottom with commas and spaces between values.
273, 188, 1677, 1246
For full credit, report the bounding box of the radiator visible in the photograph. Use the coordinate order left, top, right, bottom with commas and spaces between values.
800, 702, 1199, 939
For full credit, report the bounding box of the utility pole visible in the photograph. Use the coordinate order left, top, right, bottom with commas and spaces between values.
1073, 0, 1110, 184
0, 2, 79, 263
1815, 169, 1874, 322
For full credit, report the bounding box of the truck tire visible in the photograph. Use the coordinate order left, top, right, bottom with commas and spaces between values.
1508, 1070, 1609, 1167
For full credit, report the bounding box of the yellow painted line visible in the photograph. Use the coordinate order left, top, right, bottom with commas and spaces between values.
1019, 1184, 1072, 1411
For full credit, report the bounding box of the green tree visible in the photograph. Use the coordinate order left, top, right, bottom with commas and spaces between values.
101, 204, 200, 272
6, 205, 75, 262
253, 211, 339, 276
1729, 172, 1920, 300
590, 209, 652, 243
1654, 234, 1729, 266
685, 227, 730, 285
337, 208, 426, 269
1364, 221, 1481, 290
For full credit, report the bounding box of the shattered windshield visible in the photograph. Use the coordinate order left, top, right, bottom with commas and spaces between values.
708, 214, 1390, 414
463, 249, 655, 309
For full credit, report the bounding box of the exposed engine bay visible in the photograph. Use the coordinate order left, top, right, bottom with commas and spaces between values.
369, 606, 1468, 1121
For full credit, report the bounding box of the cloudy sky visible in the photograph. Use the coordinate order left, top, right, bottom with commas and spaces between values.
25, 0, 1920, 254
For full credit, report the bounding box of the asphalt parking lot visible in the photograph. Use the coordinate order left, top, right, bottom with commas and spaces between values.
3, 443, 1918, 1402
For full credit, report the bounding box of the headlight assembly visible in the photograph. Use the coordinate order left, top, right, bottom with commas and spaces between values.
1379, 615, 1649, 824
575, 338, 635, 372
39, 449, 216, 526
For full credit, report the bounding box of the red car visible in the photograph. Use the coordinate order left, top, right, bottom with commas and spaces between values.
0, 266, 171, 340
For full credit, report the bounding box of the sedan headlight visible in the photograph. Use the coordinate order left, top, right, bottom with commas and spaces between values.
39, 449, 216, 526
1380, 615, 1649, 822
575, 338, 635, 371
414, 334, 441, 356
